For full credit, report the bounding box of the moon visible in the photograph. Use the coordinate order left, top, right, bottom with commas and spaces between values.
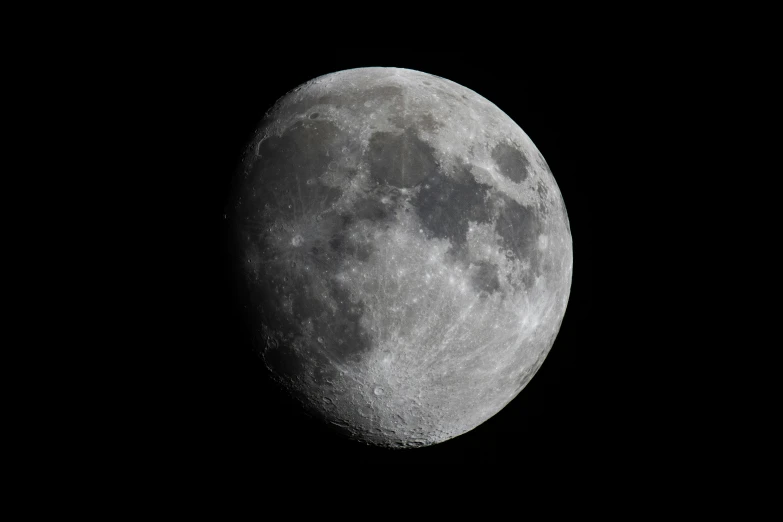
230, 67, 572, 448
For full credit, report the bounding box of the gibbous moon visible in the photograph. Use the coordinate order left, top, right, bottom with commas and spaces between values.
230, 67, 572, 448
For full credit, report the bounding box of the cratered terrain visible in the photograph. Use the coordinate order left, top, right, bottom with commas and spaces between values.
229, 67, 573, 449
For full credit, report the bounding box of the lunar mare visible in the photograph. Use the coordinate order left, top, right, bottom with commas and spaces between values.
231, 67, 572, 448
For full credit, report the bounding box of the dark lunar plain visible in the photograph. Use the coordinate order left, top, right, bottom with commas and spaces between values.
153, 47, 645, 480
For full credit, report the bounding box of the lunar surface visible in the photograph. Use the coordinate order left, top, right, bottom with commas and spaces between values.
230, 67, 572, 448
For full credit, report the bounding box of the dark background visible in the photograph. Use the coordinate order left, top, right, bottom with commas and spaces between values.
157, 48, 637, 479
